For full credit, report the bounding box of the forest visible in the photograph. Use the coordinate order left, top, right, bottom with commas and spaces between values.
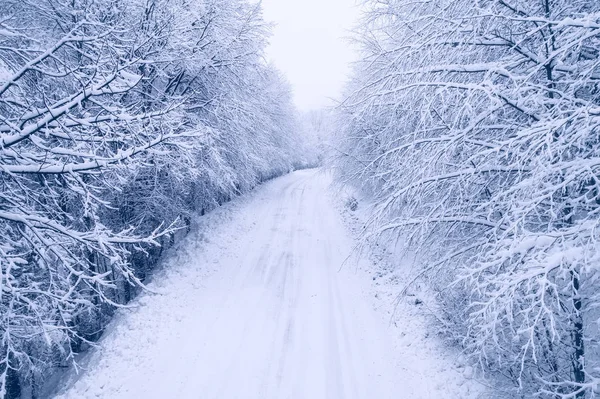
1, 0, 600, 398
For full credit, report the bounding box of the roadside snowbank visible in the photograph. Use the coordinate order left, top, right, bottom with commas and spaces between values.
332, 182, 491, 399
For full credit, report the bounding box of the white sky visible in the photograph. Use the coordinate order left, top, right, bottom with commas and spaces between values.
260, 0, 360, 111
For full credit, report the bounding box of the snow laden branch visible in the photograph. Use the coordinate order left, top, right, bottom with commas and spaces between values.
334, 0, 600, 396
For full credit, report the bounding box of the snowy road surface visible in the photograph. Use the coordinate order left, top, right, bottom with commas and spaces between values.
57, 170, 482, 399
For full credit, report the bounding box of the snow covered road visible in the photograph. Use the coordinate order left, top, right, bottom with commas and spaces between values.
56, 170, 481, 399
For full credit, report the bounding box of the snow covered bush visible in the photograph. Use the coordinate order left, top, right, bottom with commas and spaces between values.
0, 0, 305, 396
335, 0, 600, 396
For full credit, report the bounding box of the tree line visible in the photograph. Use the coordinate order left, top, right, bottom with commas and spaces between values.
0, 0, 310, 397
334, 0, 600, 397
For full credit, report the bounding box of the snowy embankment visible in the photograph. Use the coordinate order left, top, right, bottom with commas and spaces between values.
335, 188, 492, 398
54, 170, 487, 399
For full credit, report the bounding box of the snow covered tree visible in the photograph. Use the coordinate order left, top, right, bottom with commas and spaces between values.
299, 109, 336, 165
335, 0, 600, 396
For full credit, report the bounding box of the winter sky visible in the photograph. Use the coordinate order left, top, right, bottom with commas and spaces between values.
260, 0, 360, 111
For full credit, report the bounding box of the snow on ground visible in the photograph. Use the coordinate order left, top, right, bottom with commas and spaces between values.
55, 169, 488, 399
334, 184, 492, 399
